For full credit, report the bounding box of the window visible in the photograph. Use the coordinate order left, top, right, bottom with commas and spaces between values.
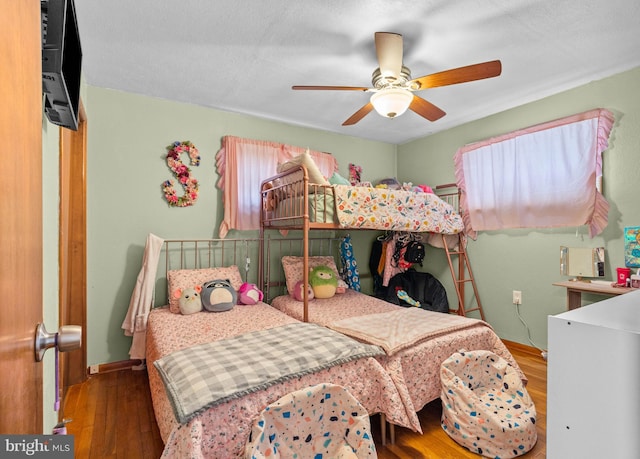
455, 109, 614, 238
216, 136, 336, 238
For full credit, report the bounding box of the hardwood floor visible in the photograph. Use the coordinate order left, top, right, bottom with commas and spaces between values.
63, 341, 546, 458
63, 368, 164, 458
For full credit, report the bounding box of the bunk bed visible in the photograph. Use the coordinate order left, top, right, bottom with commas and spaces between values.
144, 238, 418, 458
258, 165, 465, 320
258, 165, 524, 437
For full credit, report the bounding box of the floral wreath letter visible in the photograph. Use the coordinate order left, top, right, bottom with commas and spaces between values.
162, 141, 200, 207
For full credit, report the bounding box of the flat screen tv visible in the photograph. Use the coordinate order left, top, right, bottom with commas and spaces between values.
41, 0, 82, 131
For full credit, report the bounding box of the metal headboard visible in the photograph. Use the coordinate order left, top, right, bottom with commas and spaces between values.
155, 238, 261, 307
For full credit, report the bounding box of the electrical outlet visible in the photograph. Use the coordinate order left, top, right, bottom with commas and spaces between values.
512, 290, 522, 305
89, 364, 99, 375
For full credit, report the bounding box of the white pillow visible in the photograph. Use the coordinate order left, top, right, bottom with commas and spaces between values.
277, 151, 330, 186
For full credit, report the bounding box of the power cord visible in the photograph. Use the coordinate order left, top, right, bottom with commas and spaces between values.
515, 303, 548, 360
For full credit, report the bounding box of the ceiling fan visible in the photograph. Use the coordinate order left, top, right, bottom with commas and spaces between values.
292, 32, 502, 126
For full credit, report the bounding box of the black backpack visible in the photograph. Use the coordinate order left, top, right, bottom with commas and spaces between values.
404, 241, 425, 265
384, 269, 449, 313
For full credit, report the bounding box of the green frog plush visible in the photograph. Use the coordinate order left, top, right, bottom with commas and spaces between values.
309, 265, 338, 299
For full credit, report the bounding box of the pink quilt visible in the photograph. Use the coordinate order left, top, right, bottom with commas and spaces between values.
146, 304, 418, 459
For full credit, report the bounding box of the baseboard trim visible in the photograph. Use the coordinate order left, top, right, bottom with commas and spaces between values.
502, 339, 544, 358
87, 359, 143, 376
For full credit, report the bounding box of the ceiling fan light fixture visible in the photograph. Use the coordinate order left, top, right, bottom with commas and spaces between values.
370, 88, 412, 119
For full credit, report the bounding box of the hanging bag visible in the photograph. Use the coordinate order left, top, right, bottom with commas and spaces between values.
404, 241, 425, 265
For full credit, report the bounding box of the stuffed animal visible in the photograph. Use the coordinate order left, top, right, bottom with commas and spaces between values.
411, 184, 433, 193
292, 280, 314, 302
173, 285, 202, 315
377, 177, 401, 190
263, 182, 277, 211
201, 279, 237, 312
238, 282, 264, 305
263, 181, 285, 211
397, 289, 421, 307
309, 265, 338, 299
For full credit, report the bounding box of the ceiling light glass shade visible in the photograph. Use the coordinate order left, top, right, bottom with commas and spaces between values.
370, 88, 413, 118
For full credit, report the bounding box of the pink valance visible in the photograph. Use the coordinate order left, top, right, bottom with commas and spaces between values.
216, 136, 337, 238
454, 109, 614, 239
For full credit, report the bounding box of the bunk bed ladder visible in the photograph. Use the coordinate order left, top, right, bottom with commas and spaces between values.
442, 233, 485, 321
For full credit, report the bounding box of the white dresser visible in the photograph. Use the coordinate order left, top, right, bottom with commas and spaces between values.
547, 289, 640, 458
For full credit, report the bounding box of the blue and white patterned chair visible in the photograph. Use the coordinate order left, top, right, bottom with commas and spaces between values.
440, 350, 537, 458
246, 383, 376, 458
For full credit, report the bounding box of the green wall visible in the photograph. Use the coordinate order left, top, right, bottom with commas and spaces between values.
398, 66, 640, 348
83, 65, 640, 365
42, 118, 60, 432
83, 88, 396, 365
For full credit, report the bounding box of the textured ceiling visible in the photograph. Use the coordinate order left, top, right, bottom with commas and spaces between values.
74, 0, 640, 144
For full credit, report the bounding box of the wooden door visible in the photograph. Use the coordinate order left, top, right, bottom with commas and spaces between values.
0, 0, 44, 433
59, 104, 88, 392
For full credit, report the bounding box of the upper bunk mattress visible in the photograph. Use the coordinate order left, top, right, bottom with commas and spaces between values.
333, 185, 463, 232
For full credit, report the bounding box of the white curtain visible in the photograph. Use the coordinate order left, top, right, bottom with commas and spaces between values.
216, 136, 337, 238
455, 109, 614, 239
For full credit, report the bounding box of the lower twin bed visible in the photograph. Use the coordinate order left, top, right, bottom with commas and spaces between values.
143, 237, 529, 458
147, 304, 414, 458
271, 289, 525, 419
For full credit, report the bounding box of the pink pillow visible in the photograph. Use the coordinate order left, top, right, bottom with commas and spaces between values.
167, 266, 243, 313
281, 256, 348, 296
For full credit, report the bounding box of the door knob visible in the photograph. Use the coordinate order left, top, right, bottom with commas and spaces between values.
34, 323, 82, 362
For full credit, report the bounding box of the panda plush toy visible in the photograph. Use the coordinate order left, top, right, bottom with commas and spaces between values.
201, 279, 237, 312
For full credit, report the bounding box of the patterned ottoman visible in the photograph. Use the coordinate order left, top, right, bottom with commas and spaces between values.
246, 383, 376, 458
440, 350, 537, 458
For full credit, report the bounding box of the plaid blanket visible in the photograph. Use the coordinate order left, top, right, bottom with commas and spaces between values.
153, 322, 385, 424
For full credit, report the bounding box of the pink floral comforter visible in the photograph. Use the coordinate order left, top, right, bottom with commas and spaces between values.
333, 185, 463, 233
271, 290, 525, 415
146, 304, 418, 459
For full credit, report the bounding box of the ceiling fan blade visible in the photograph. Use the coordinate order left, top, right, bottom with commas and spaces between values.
342, 103, 374, 126
410, 60, 502, 90
292, 85, 370, 91
375, 32, 403, 79
409, 95, 446, 122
